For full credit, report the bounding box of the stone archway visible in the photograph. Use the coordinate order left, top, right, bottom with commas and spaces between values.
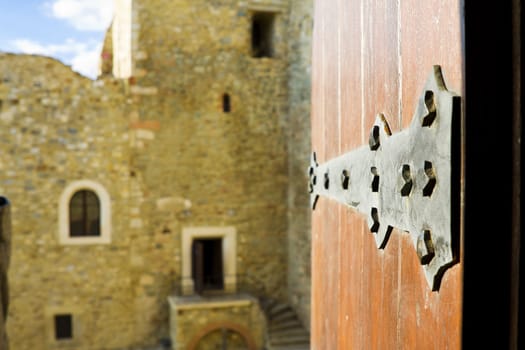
186, 321, 257, 350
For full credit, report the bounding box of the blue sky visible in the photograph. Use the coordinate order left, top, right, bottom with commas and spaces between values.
0, 0, 114, 79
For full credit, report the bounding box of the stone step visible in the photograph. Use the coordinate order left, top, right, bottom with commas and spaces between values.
270, 327, 309, 339
268, 302, 293, 317
268, 320, 303, 333
262, 299, 310, 350
269, 319, 304, 332
270, 337, 310, 348
270, 310, 297, 323
270, 333, 310, 345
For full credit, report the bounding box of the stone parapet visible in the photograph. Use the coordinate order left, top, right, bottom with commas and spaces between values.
168, 294, 265, 350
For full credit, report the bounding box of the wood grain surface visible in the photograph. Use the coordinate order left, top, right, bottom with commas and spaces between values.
311, 0, 464, 348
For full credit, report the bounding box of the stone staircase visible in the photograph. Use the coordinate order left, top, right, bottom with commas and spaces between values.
261, 298, 310, 350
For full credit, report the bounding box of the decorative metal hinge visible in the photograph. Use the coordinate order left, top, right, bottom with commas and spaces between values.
309, 66, 460, 291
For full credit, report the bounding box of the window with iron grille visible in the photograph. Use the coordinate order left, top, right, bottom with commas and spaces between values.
54, 314, 73, 340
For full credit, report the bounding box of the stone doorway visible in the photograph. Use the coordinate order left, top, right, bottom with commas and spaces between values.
192, 238, 224, 294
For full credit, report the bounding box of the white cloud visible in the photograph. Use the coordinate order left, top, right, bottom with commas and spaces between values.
10, 38, 102, 79
45, 0, 114, 32
70, 44, 102, 78
3, 1, 114, 79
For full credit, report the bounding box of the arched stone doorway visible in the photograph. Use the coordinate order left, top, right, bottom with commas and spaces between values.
187, 322, 257, 350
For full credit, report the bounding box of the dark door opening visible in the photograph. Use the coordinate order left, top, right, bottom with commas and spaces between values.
251, 12, 275, 58
192, 238, 224, 294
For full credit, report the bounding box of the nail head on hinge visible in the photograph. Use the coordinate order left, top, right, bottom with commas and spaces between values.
341, 169, 349, 190
400, 164, 413, 196
369, 125, 380, 150
417, 230, 435, 265
369, 207, 380, 233
371, 167, 379, 192
308, 152, 319, 200
423, 161, 436, 197
422, 90, 437, 127
308, 166, 315, 193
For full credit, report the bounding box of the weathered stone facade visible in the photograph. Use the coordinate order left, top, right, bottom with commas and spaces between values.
0, 53, 136, 349
286, 0, 313, 329
168, 294, 266, 349
0, 0, 313, 349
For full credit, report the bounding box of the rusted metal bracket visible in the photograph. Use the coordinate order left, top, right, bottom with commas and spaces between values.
309, 66, 460, 291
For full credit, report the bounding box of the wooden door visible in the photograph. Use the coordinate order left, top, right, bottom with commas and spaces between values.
310, 0, 464, 348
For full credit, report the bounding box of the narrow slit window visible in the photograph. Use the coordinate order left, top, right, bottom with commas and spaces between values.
222, 93, 231, 113
251, 12, 275, 58
69, 190, 101, 237
54, 314, 73, 340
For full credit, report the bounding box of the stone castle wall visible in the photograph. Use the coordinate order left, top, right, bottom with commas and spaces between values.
119, 0, 291, 344
0, 53, 139, 350
128, 0, 290, 297
0, 0, 308, 348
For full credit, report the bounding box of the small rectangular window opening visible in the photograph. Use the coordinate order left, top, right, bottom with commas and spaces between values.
54, 314, 73, 340
251, 12, 275, 58
222, 93, 231, 113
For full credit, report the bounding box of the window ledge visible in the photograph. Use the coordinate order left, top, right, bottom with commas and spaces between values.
58, 236, 111, 245
168, 294, 255, 311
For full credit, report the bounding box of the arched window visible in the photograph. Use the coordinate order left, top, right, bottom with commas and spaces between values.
69, 190, 100, 237
59, 180, 111, 245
